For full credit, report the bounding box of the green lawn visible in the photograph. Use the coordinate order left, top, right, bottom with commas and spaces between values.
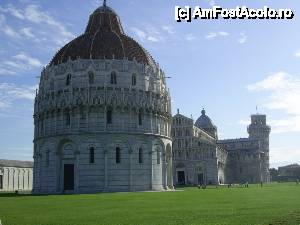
0, 183, 300, 225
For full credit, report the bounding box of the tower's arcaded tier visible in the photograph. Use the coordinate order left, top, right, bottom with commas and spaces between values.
247, 114, 271, 182
33, 3, 173, 194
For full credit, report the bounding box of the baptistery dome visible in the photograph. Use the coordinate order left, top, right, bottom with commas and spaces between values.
51, 4, 156, 68
33, 2, 173, 194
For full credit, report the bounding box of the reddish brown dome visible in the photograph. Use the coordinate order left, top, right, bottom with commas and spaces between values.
50, 5, 156, 68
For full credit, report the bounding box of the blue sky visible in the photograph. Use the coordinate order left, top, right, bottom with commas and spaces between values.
0, 0, 299, 168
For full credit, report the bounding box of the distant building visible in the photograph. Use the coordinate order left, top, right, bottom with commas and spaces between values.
172, 110, 227, 185
172, 110, 271, 186
0, 159, 33, 191
278, 164, 300, 181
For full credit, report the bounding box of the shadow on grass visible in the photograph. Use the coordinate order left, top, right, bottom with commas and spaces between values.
0, 193, 31, 198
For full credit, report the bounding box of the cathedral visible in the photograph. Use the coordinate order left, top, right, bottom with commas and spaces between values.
32, 2, 271, 194
172, 110, 271, 186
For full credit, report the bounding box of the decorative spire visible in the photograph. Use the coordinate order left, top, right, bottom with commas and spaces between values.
201, 108, 206, 115
103, 0, 107, 7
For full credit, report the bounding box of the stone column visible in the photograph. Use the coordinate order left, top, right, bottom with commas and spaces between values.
164, 162, 168, 190
104, 150, 108, 191
129, 148, 133, 192
168, 157, 174, 189
74, 150, 80, 194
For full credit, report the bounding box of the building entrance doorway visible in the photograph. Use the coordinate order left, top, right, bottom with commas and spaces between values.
198, 173, 204, 185
0, 175, 3, 189
177, 171, 185, 185
64, 164, 74, 191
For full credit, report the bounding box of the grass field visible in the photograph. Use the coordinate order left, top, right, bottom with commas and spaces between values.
0, 183, 300, 225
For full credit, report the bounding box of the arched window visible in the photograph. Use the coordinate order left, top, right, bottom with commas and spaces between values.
80, 108, 86, 120
89, 147, 95, 164
46, 150, 50, 167
138, 148, 143, 164
50, 79, 54, 90
116, 147, 121, 164
111, 71, 117, 84
157, 150, 160, 164
88, 71, 95, 85
138, 109, 143, 126
106, 109, 112, 124
63, 144, 73, 155
66, 74, 72, 86
65, 112, 71, 127
132, 74, 137, 86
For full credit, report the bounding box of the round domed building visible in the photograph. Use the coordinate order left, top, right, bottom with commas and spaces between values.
33, 2, 173, 194
195, 109, 218, 139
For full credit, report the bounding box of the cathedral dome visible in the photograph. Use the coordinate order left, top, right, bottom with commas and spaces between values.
195, 109, 215, 129
195, 109, 218, 138
50, 2, 156, 68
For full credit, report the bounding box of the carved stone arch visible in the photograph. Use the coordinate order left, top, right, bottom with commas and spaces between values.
123, 105, 130, 113
98, 93, 105, 105
153, 139, 165, 154
166, 143, 172, 161
132, 106, 138, 113
50, 109, 56, 118
88, 105, 97, 113
56, 138, 75, 156
93, 97, 99, 105
60, 99, 67, 108
65, 61, 74, 73
76, 97, 83, 106
108, 141, 129, 154
111, 91, 118, 105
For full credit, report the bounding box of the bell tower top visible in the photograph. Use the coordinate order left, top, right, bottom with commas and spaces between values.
247, 114, 271, 139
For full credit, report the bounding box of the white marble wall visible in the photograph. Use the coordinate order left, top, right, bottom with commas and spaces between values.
0, 167, 33, 191
33, 59, 173, 194
33, 134, 172, 194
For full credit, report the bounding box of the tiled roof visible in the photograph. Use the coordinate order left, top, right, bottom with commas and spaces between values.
50, 5, 156, 69
0, 159, 33, 168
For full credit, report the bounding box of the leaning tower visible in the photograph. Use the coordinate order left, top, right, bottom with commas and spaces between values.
247, 114, 271, 182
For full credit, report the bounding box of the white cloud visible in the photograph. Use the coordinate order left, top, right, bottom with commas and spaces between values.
14, 52, 42, 67
0, 14, 20, 39
238, 32, 247, 44
20, 27, 35, 38
294, 49, 300, 57
0, 4, 25, 20
270, 146, 300, 168
131, 26, 164, 43
162, 26, 175, 34
185, 33, 196, 41
0, 53, 43, 75
205, 0, 216, 7
205, 31, 229, 40
247, 71, 300, 133
238, 119, 250, 125
0, 4, 74, 45
0, 83, 37, 109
